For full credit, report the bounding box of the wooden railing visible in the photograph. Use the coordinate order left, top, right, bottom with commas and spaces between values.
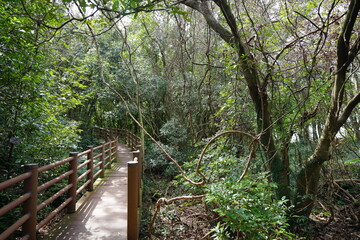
94, 127, 143, 239
128, 143, 143, 240
0, 127, 143, 240
0, 130, 118, 240
93, 127, 140, 151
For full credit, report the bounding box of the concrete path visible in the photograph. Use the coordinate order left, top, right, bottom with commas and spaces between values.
43, 144, 132, 240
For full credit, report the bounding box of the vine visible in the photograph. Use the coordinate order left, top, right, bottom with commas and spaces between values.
85, 10, 260, 237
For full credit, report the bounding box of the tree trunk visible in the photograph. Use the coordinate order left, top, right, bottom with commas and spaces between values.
182, 0, 359, 216
183, 0, 290, 200
294, 0, 360, 216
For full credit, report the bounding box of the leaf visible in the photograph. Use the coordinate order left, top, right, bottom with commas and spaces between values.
345, 158, 360, 165
79, 0, 87, 9
134, 12, 138, 19
112, 0, 120, 10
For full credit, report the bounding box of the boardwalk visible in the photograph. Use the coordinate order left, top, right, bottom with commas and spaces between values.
42, 144, 132, 240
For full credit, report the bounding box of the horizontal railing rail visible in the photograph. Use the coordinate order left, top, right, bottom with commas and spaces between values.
93, 127, 141, 150
94, 127, 143, 240
0, 127, 143, 240
93, 126, 144, 240
0, 132, 118, 240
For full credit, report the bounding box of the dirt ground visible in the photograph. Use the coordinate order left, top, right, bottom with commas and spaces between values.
145, 201, 360, 239
309, 204, 360, 240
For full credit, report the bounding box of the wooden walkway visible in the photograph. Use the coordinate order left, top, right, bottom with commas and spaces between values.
42, 144, 132, 240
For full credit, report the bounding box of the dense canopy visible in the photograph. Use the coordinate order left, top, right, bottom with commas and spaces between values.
0, 0, 359, 239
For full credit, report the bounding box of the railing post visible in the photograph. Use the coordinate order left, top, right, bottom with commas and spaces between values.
101, 128, 105, 140
135, 144, 143, 180
137, 143, 144, 228
100, 144, 105, 178
127, 131, 131, 148
106, 142, 111, 169
110, 139, 117, 164
115, 138, 119, 162
68, 152, 78, 213
128, 159, 139, 240
87, 146, 94, 191
109, 140, 113, 167
22, 164, 38, 240
107, 129, 110, 141
133, 149, 141, 207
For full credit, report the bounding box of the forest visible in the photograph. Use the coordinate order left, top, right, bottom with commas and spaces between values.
0, 0, 359, 239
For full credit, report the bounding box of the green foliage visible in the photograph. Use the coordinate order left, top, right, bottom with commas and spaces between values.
168, 135, 297, 238
145, 140, 183, 177
345, 158, 360, 165
0, 2, 86, 237
0, 0, 358, 237
0, 0, 83, 175
206, 172, 295, 239
215, 82, 255, 132
160, 118, 188, 147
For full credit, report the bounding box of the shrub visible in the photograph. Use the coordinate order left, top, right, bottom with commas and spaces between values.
206, 172, 295, 239
160, 118, 187, 148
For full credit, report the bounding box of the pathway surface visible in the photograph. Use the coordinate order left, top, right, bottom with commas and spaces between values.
43, 144, 132, 240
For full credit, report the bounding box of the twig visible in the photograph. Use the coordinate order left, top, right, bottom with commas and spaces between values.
334, 178, 360, 183
148, 195, 206, 239
200, 230, 212, 239
333, 180, 356, 202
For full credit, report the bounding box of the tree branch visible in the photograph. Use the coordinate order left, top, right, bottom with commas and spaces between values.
21, 0, 99, 30
182, 0, 234, 44
336, 0, 360, 70
337, 92, 360, 126
213, 0, 239, 39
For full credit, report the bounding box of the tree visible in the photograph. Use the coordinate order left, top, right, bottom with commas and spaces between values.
178, 0, 360, 216
294, 0, 360, 216
0, 0, 83, 177
13, 0, 359, 220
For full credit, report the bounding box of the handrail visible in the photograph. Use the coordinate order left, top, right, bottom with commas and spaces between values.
93, 127, 140, 150
0, 129, 119, 240
0, 127, 143, 240
94, 127, 144, 240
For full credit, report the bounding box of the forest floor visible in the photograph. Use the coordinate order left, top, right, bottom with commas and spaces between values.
309, 204, 360, 239
144, 201, 360, 239
39, 173, 360, 239
40, 199, 360, 239
143, 174, 360, 239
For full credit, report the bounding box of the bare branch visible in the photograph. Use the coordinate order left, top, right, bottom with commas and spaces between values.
294, 10, 322, 31
337, 92, 360, 126
182, 0, 234, 44
337, 0, 360, 69
21, 0, 99, 30
213, 0, 239, 39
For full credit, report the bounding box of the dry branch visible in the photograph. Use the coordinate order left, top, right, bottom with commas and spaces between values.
148, 194, 206, 239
